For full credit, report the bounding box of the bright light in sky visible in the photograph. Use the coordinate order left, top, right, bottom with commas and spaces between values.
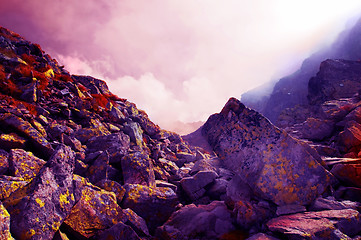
1, 0, 361, 133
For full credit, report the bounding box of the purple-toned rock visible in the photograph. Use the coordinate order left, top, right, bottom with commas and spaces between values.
0, 176, 27, 200
0, 149, 9, 175
0, 113, 54, 159
0, 201, 14, 240
310, 197, 360, 211
63, 175, 127, 239
267, 209, 361, 239
97, 222, 141, 240
156, 201, 235, 240
276, 204, 306, 216
202, 98, 334, 205
8, 149, 46, 181
180, 170, 218, 201
296, 117, 334, 141
95, 179, 126, 204
331, 163, 361, 188
123, 208, 150, 237
121, 152, 155, 187
0, 133, 26, 151
121, 184, 179, 232
4, 145, 76, 240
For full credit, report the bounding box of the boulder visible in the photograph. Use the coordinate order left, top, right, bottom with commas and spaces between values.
124, 122, 144, 147
95, 179, 126, 205
296, 118, 334, 141
4, 145, 76, 240
180, 170, 218, 201
331, 163, 361, 188
123, 208, 150, 237
156, 201, 235, 240
0, 133, 26, 150
8, 149, 46, 181
0, 113, 53, 159
338, 121, 361, 151
121, 184, 179, 232
63, 176, 127, 239
267, 209, 361, 239
202, 98, 334, 205
121, 152, 155, 187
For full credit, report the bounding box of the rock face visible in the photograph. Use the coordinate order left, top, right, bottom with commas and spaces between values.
202, 97, 334, 205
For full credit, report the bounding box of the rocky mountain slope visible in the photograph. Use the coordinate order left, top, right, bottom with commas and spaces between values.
1, 26, 361, 240
242, 18, 361, 124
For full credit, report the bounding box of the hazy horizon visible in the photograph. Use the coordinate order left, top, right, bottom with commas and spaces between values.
1, 0, 361, 134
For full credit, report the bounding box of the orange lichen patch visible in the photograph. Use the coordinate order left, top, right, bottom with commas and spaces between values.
0, 179, 27, 200
64, 184, 126, 238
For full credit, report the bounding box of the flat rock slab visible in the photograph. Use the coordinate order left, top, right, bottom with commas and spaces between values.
202, 98, 334, 205
267, 209, 361, 239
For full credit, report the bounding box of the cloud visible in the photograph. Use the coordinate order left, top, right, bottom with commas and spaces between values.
1, 0, 361, 133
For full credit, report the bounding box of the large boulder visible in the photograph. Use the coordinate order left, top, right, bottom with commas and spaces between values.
267, 209, 361, 239
202, 98, 334, 205
121, 184, 179, 232
156, 201, 235, 240
0, 201, 14, 240
3, 145, 76, 240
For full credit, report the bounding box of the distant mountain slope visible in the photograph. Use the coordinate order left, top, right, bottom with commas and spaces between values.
242, 18, 361, 123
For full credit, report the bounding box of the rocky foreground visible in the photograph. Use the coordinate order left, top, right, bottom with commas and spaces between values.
1, 27, 361, 240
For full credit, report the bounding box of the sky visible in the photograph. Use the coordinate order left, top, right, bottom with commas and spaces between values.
1, 0, 361, 134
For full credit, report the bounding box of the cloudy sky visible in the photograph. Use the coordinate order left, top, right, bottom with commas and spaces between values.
1, 0, 361, 133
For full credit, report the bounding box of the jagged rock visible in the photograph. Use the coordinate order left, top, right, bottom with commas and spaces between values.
63, 175, 127, 239
4, 145, 75, 240
156, 180, 178, 192
233, 199, 274, 230
202, 97, 334, 205
74, 119, 111, 143
267, 209, 361, 239
121, 184, 179, 232
0, 176, 27, 200
121, 152, 155, 187
0, 149, 9, 175
180, 170, 218, 201
95, 179, 126, 204
97, 222, 141, 240
308, 59, 361, 105
207, 178, 228, 200
123, 208, 150, 237
0, 113, 53, 159
175, 152, 196, 167
8, 149, 46, 181
63, 134, 82, 152
190, 157, 220, 175
124, 122, 144, 147
0, 133, 26, 150
46, 122, 73, 141
338, 121, 361, 152
296, 117, 334, 140
156, 201, 235, 240
331, 163, 361, 187
86, 132, 130, 163
310, 196, 360, 211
